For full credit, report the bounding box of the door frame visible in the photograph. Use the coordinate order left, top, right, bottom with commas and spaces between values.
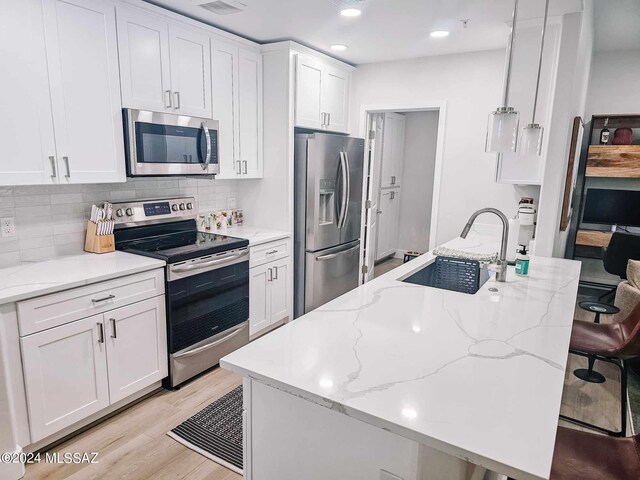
357, 101, 447, 283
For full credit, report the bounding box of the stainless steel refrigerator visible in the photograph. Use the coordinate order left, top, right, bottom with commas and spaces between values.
294, 133, 365, 318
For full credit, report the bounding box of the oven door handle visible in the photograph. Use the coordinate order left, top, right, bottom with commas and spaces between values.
171, 249, 248, 273
173, 323, 247, 359
201, 122, 212, 171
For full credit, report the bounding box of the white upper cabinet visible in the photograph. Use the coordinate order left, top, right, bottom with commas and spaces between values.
0, 0, 58, 185
379, 113, 406, 189
169, 25, 212, 118
238, 48, 263, 178
295, 53, 351, 134
212, 40, 263, 179
0, 0, 125, 186
117, 5, 212, 118
116, 7, 171, 113
44, 0, 125, 184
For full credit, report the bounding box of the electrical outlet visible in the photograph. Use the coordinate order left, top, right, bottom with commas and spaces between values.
227, 197, 237, 209
1, 217, 16, 238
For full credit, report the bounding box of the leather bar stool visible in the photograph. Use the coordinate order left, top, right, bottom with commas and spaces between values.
549, 426, 640, 480
560, 302, 640, 436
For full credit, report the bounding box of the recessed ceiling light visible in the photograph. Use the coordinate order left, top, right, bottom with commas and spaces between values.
331, 44, 348, 51
340, 8, 361, 17
430, 30, 450, 38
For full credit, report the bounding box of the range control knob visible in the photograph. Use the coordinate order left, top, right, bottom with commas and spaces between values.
179, 203, 186, 211
115, 209, 124, 218
171, 204, 179, 212
125, 208, 134, 216
186, 202, 193, 210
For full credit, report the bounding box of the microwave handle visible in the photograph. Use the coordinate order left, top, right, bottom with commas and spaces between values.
201, 122, 212, 171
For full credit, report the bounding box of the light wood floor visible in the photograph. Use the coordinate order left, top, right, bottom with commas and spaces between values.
24, 367, 243, 480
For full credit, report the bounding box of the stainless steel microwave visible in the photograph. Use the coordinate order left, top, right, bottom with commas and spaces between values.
124, 109, 219, 177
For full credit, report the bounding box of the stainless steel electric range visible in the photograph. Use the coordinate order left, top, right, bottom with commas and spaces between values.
113, 197, 249, 388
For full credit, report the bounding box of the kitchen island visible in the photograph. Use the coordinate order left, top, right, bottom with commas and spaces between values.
221, 231, 581, 480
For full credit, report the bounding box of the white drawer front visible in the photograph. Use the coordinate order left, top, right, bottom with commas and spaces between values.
17, 269, 165, 336
250, 240, 290, 268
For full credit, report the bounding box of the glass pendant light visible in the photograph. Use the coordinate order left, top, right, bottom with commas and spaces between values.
518, 0, 550, 156
486, 0, 520, 154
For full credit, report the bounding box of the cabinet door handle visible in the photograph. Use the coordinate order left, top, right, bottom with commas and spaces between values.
165, 90, 172, 109
49, 156, 57, 179
63, 156, 71, 178
243, 160, 248, 174
174, 91, 181, 110
92, 294, 115, 304
236, 160, 242, 174
327, 113, 330, 126
268, 267, 273, 282
390, 191, 395, 200
321, 112, 326, 126
273, 266, 278, 280
97, 322, 105, 344
110, 318, 117, 339
391, 175, 396, 185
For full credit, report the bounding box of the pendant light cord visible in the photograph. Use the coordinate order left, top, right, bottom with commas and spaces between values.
502, 0, 520, 107
531, 0, 550, 124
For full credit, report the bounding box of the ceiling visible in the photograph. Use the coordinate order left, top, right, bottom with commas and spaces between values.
594, 0, 640, 53
146, 0, 584, 64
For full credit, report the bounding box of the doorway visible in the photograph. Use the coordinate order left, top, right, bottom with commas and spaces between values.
359, 105, 445, 283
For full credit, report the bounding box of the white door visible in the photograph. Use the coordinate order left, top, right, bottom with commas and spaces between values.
249, 264, 270, 337
322, 65, 350, 134
238, 48, 263, 178
105, 296, 167, 403
270, 258, 290, 324
380, 113, 405, 189
44, 0, 125, 184
116, 6, 172, 113
376, 190, 400, 261
362, 114, 384, 282
211, 40, 240, 178
21, 314, 109, 442
0, 0, 58, 185
295, 54, 324, 130
169, 25, 212, 118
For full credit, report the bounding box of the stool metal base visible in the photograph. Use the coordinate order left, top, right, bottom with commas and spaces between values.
573, 367, 606, 383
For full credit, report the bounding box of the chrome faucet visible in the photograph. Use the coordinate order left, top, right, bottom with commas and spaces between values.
460, 208, 510, 282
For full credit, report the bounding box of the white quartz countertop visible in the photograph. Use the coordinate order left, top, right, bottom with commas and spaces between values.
201, 225, 291, 246
221, 231, 581, 480
0, 252, 165, 305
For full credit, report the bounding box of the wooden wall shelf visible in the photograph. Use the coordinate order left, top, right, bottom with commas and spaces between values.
576, 229, 613, 248
586, 145, 640, 177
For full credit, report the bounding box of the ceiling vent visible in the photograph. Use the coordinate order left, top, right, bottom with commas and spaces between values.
194, 0, 247, 15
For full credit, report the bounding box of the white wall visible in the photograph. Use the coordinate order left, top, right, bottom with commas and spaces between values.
350, 49, 538, 246
396, 111, 439, 253
585, 48, 640, 119
534, 6, 594, 258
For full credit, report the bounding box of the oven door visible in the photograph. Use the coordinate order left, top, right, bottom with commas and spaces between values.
124, 109, 219, 176
166, 255, 249, 387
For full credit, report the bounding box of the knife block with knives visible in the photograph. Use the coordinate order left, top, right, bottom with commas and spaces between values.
84, 203, 115, 254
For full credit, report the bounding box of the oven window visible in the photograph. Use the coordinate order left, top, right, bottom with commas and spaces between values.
135, 122, 206, 164
167, 261, 249, 354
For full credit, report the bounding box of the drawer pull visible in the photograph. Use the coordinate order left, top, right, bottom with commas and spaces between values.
92, 294, 115, 304
266, 250, 278, 255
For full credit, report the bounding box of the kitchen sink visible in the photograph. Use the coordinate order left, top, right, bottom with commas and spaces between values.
401, 258, 494, 294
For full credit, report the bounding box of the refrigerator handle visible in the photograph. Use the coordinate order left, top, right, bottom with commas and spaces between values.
342, 150, 351, 228
337, 152, 349, 228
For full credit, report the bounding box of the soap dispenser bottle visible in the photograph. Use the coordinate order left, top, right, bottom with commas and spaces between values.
515, 245, 530, 276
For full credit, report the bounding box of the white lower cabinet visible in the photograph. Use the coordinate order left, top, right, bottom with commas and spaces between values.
20, 294, 167, 443
105, 296, 167, 404
376, 189, 401, 261
249, 257, 291, 337
20, 314, 110, 442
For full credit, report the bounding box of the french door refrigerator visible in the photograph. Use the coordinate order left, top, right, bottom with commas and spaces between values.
294, 133, 365, 318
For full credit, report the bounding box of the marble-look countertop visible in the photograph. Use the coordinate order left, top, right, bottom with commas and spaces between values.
0, 252, 165, 305
222, 231, 581, 480
198, 225, 291, 246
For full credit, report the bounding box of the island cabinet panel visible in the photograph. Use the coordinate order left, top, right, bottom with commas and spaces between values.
245, 379, 471, 480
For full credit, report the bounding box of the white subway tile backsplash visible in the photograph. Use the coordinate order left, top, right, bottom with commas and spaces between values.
0, 177, 239, 262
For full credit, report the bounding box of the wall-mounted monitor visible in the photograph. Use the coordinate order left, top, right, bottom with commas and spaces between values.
582, 188, 640, 227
